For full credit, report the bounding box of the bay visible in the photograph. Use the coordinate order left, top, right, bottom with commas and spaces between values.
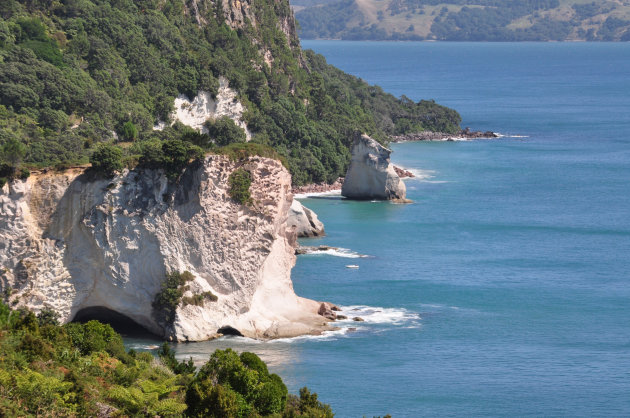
128, 42, 630, 417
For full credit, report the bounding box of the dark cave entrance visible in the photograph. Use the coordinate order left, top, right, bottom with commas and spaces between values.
217, 326, 243, 337
72, 306, 159, 338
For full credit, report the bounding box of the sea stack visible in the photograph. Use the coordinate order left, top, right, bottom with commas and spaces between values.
288, 199, 325, 237
341, 133, 407, 201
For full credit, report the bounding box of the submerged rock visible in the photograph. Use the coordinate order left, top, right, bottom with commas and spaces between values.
341, 133, 407, 201
287, 199, 325, 238
0, 157, 335, 341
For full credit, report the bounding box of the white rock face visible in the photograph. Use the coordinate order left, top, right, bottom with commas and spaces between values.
0, 157, 332, 341
287, 200, 325, 238
341, 134, 406, 200
156, 76, 252, 141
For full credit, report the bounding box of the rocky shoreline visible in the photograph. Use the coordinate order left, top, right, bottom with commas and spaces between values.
292, 178, 344, 195
391, 128, 498, 142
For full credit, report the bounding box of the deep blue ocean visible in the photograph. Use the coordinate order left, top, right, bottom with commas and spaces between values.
129, 42, 630, 416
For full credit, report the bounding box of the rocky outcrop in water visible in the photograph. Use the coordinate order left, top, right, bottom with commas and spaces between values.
287, 200, 325, 238
0, 157, 333, 341
341, 134, 407, 201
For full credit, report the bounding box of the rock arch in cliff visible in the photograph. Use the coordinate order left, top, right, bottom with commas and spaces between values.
217, 325, 243, 336
72, 306, 159, 338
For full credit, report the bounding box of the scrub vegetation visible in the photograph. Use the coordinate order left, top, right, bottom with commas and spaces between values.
0, 301, 334, 416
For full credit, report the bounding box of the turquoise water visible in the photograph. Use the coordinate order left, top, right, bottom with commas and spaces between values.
129, 42, 630, 416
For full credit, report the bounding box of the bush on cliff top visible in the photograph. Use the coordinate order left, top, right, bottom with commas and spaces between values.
89, 143, 123, 176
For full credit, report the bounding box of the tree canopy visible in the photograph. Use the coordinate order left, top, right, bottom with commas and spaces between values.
0, 0, 461, 185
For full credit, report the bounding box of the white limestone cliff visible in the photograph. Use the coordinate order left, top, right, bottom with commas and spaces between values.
287, 199, 325, 238
155, 76, 252, 141
0, 157, 332, 341
341, 134, 407, 201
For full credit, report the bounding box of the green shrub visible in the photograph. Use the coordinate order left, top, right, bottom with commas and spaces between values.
161, 139, 203, 179
90, 143, 123, 176
120, 121, 138, 141
10, 308, 39, 333
37, 308, 60, 327
205, 116, 246, 146
0, 138, 27, 177
64, 320, 125, 356
215, 142, 288, 168
187, 349, 288, 417
158, 342, 196, 375
152, 271, 195, 326
18, 167, 30, 179
20, 39, 64, 67
228, 168, 252, 206
182, 291, 218, 307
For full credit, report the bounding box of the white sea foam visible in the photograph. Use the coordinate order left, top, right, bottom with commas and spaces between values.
394, 165, 450, 183
301, 247, 370, 258
294, 190, 342, 199
126, 343, 160, 351
268, 327, 358, 344
337, 305, 421, 326
494, 133, 529, 138
204, 305, 421, 345
395, 165, 435, 181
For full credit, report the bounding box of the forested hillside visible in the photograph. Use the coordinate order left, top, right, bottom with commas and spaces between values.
295, 0, 630, 41
0, 0, 460, 186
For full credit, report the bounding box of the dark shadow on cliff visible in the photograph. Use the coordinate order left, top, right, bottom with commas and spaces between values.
174, 160, 204, 223
72, 306, 160, 338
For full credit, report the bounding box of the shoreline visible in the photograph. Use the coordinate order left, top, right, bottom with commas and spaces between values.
391, 128, 498, 143
292, 178, 344, 197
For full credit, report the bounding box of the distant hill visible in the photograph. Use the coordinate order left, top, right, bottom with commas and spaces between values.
294, 0, 630, 41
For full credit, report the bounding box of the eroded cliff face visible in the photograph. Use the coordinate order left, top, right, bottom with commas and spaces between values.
0, 157, 331, 341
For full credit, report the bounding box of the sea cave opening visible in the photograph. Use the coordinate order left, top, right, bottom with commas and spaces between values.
217, 326, 243, 337
72, 306, 159, 338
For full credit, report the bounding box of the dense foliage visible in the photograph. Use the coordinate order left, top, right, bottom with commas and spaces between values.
0, 302, 334, 416
0, 0, 460, 185
296, 0, 630, 41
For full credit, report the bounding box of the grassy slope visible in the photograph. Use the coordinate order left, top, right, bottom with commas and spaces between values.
294, 0, 630, 40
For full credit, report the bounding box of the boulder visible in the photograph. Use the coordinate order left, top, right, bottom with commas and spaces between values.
341, 133, 406, 200
318, 302, 337, 320
287, 199, 325, 237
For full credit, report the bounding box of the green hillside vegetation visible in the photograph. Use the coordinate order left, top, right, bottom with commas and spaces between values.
295, 0, 630, 41
0, 302, 334, 416
0, 0, 460, 186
